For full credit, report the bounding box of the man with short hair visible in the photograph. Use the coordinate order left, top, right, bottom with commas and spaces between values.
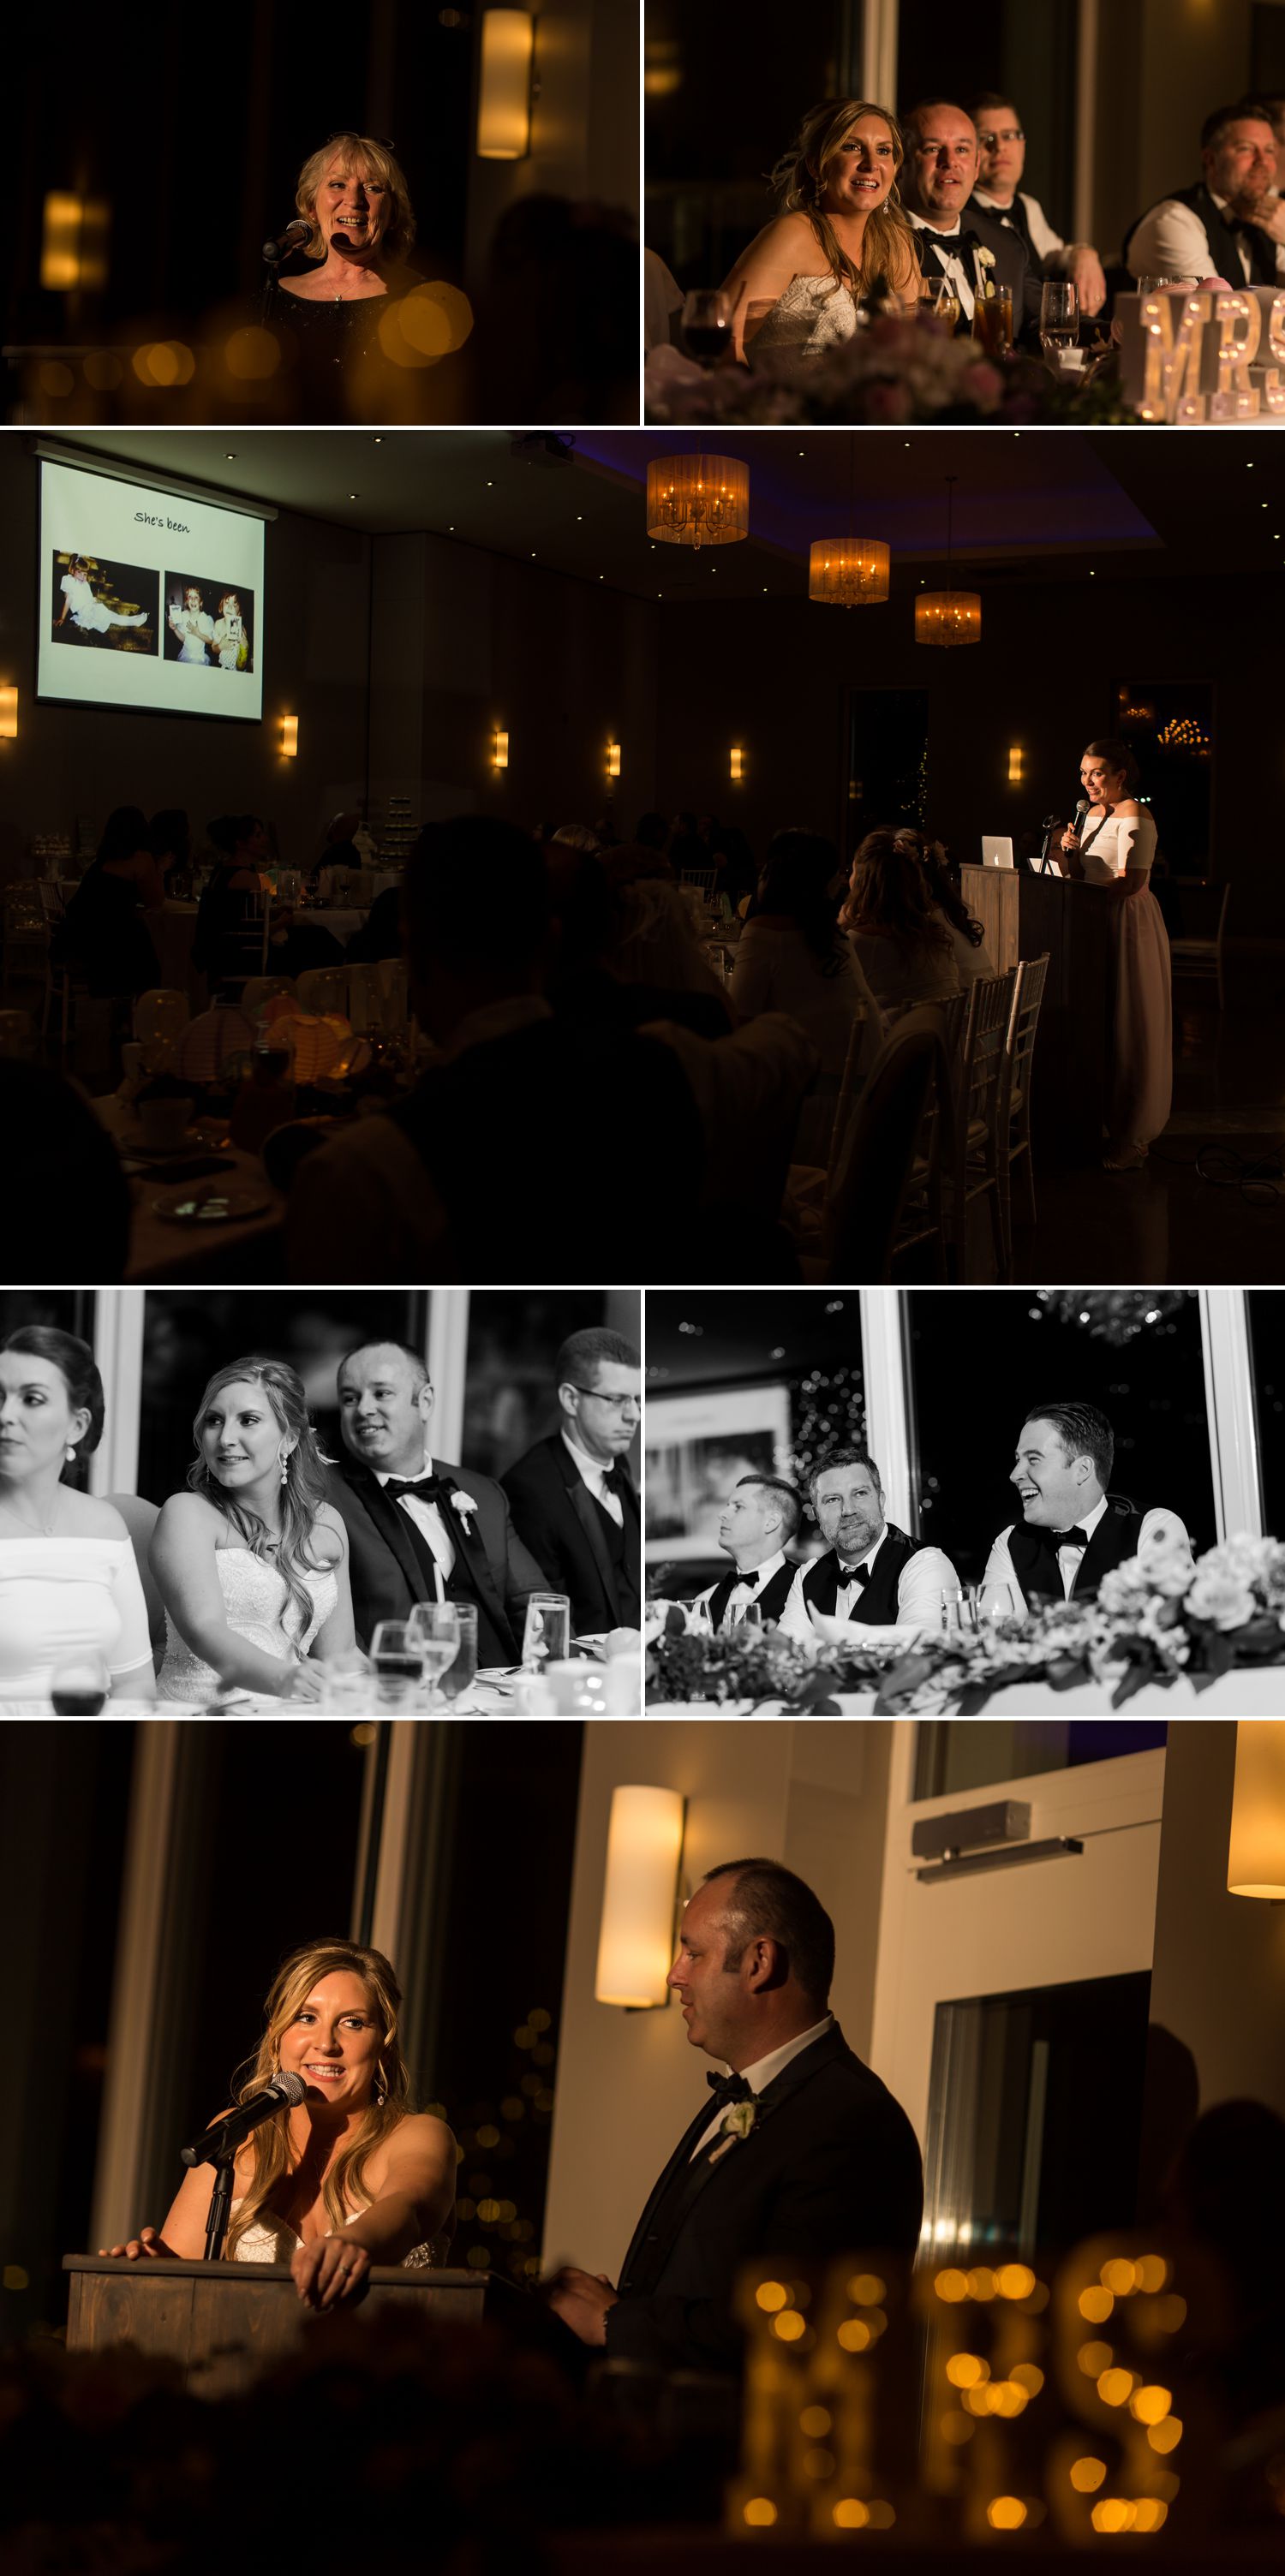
969, 92, 1107, 314
777, 1444, 959, 1641
1125, 104, 1285, 284
326, 1338, 544, 1666
900, 98, 1036, 333
546, 1858, 923, 2370
688, 1475, 801, 1630
983, 1400, 1192, 1615
501, 1326, 642, 1636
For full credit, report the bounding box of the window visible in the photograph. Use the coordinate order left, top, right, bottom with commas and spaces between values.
915, 1720, 1168, 1800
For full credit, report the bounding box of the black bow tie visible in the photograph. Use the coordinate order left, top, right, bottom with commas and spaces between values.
706, 2071, 754, 2109
836, 1563, 868, 1589
602, 1459, 631, 1496
381, 1473, 453, 1506
923, 225, 981, 260
1048, 1525, 1089, 1550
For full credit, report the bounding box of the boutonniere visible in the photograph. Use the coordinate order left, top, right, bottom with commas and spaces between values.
708, 2099, 759, 2162
450, 1490, 479, 1534
976, 244, 996, 297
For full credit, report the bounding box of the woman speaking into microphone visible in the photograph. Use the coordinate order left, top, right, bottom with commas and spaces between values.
261, 132, 420, 417
99, 1940, 456, 2304
1057, 737, 1173, 1172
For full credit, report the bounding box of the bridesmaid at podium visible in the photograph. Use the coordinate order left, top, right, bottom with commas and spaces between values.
99, 1941, 457, 2305
1059, 738, 1173, 1172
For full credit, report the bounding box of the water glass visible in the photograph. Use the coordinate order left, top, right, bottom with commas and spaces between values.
731, 1599, 763, 1630
370, 1619, 424, 1709
408, 1601, 461, 1708
1040, 277, 1079, 355
938, 1589, 974, 1640
438, 1602, 477, 1703
973, 1583, 1017, 1633
523, 1593, 571, 1670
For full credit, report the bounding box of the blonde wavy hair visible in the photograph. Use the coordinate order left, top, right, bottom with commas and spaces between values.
225, 1939, 414, 2256
295, 134, 416, 262
770, 99, 918, 301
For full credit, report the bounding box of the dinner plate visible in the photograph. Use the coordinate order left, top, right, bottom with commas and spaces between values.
152, 1184, 272, 1225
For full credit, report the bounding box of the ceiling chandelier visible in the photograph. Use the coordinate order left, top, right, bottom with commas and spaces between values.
646, 453, 750, 550
808, 432, 889, 606
915, 474, 981, 647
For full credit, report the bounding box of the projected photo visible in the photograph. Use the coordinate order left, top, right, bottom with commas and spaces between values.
164, 573, 255, 673
51, 553, 158, 654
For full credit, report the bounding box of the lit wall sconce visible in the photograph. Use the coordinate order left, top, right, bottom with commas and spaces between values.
1227, 1721, 1285, 1899
0, 687, 17, 742
279, 714, 298, 758
40, 190, 111, 292
607, 741, 622, 779
595, 1786, 686, 2007
1008, 746, 1024, 784
493, 727, 509, 770
730, 745, 744, 782
476, 8, 535, 160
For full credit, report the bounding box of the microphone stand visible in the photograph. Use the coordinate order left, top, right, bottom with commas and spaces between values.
203, 2151, 238, 2262
1037, 814, 1058, 876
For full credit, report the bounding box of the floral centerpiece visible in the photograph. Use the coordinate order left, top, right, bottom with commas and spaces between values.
645, 313, 1138, 428
646, 1534, 1285, 1714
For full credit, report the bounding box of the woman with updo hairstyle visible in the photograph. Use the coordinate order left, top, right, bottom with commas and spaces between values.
151, 1354, 355, 1704
99, 1937, 457, 2304
1058, 737, 1172, 1169
732, 828, 885, 1160
721, 98, 920, 361
0, 1326, 155, 1708
840, 826, 964, 1021
261, 130, 421, 412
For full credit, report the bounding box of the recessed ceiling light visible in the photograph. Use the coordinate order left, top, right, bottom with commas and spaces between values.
1246, 460, 1254, 468
224, 450, 236, 458
349, 492, 359, 499
373, 434, 384, 443
487, 479, 494, 486
448, 522, 455, 530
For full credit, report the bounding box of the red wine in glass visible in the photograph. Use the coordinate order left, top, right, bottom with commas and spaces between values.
51, 1685, 108, 1713
681, 289, 732, 367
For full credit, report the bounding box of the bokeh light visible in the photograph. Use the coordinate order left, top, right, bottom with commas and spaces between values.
224, 326, 280, 380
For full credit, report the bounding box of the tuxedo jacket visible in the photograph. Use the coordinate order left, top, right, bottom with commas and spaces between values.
917, 202, 1040, 339
606, 2024, 923, 2375
326, 1456, 545, 1666
1005, 1494, 1146, 1609
501, 1432, 641, 1636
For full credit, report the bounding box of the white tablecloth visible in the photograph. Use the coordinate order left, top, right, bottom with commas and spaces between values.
654, 1665, 1285, 1717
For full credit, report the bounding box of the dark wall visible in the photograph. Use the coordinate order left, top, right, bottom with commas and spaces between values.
650, 570, 1282, 933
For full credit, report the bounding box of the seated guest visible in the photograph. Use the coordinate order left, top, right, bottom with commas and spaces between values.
52, 807, 164, 999
193, 813, 264, 984
969, 92, 1108, 313
547, 1858, 923, 2370
345, 884, 402, 963
689, 1474, 802, 1629
778, 1444, 959, 1640
148, 807, 191, 894
308, 809, 365, 891
983, 1401, 1192, 1615
840, 827, 962, 1019
720, 98, 920, 361
1125, 104, 1285, 285
0, 1327, 156, 1708
546, 848, 729, 1037
327, 1339, 543, 1665
1, 1064, 130, 1278
99, 1937, 457, 2289
732, 828, 884, 1163
917, 837, 995, 986
502, 1327, 641, 1636
900, 99, 1037, 336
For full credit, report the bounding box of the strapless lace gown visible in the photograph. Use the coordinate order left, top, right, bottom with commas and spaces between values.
157, 1548, 338, 1704
229, 2197, 449, 2269
751, 274, 860, 361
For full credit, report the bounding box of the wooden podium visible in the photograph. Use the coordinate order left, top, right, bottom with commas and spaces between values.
961, 865, 1113, 1164
63, 2256, 507, 2400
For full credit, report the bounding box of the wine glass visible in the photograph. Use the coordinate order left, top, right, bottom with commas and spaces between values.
1040, 277, 1079, 359
974, 1583, 1017, 1634
407, 1602, 461, 1709
732, 1599, 763, 1631
522, 1593, 571, 1671
938, 1589, 974, 1640
681, 289, 733, 368
369, 1619, 424, 1709
49, 1651, 109, 1714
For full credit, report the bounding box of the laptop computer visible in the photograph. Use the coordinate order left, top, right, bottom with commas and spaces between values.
981, 835, 1014, 868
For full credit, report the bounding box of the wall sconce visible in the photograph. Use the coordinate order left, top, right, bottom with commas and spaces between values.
606, 741, 621, 779
1227, 1721, 1285, 1899
1008, 746, 1024, 784
729, 745, 744, 782
0, 688, 16, 742
279, 714, 298, 758
493, 727, 509, 770
476, 8, 535, 160
40, 190, 111, 292
595, 1786, 686, 2007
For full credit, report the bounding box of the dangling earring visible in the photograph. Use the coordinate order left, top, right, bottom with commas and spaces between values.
278, 1448, 290, 1486
374, 2060, 388, 2106
65, 1443, 77, 1464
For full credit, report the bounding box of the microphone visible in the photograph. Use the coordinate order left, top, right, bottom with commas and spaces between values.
181, 2071, 306, 2168
262, 218, 310, 264
1073, 797, 1089, 828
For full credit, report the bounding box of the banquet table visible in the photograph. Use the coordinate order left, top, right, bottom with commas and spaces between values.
655, 1666, 1285, 1716
93, 1092, 285, 1283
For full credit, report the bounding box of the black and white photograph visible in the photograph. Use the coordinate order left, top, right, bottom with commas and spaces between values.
164, 575, 255, 675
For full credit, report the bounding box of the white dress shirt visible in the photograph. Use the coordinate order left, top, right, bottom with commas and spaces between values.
973, 186, 1069, 264
908, 212, 977, 316
691, 1547, 790, 1631
777, 1529, 960, 1642
690, 2014, 834, 2159
1127, 190, 1285, 284
374, 1463, 456, 1595
983, 1496, 1192, 1612
561, 1427, 623, 1529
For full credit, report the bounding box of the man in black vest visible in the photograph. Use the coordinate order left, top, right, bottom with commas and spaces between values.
685, 1474, 800, 1631
501, 1324, 641, 1637
985, 1400, 1192, 1615
1125, 104, 1285, 289
778, 1443, 959, 1642
900, 98, 1040, 343
326, 1339, 545, 1666
545, 1857, 923, 2373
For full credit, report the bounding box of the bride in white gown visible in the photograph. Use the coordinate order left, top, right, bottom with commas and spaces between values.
1059, 738, 1174, 1170
152, 1355, 355, 1702
721, 98, 921, 362
99, 1939, 457, 2297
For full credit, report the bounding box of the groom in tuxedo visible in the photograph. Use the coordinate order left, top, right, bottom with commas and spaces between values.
326, 1339, 545, 1667
547, 1858, 923, 2373
900, 98, 1038, 341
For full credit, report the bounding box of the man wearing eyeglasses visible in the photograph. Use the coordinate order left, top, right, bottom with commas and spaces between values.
502, 1327, 642, 1638
969, 92, 1108, 318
